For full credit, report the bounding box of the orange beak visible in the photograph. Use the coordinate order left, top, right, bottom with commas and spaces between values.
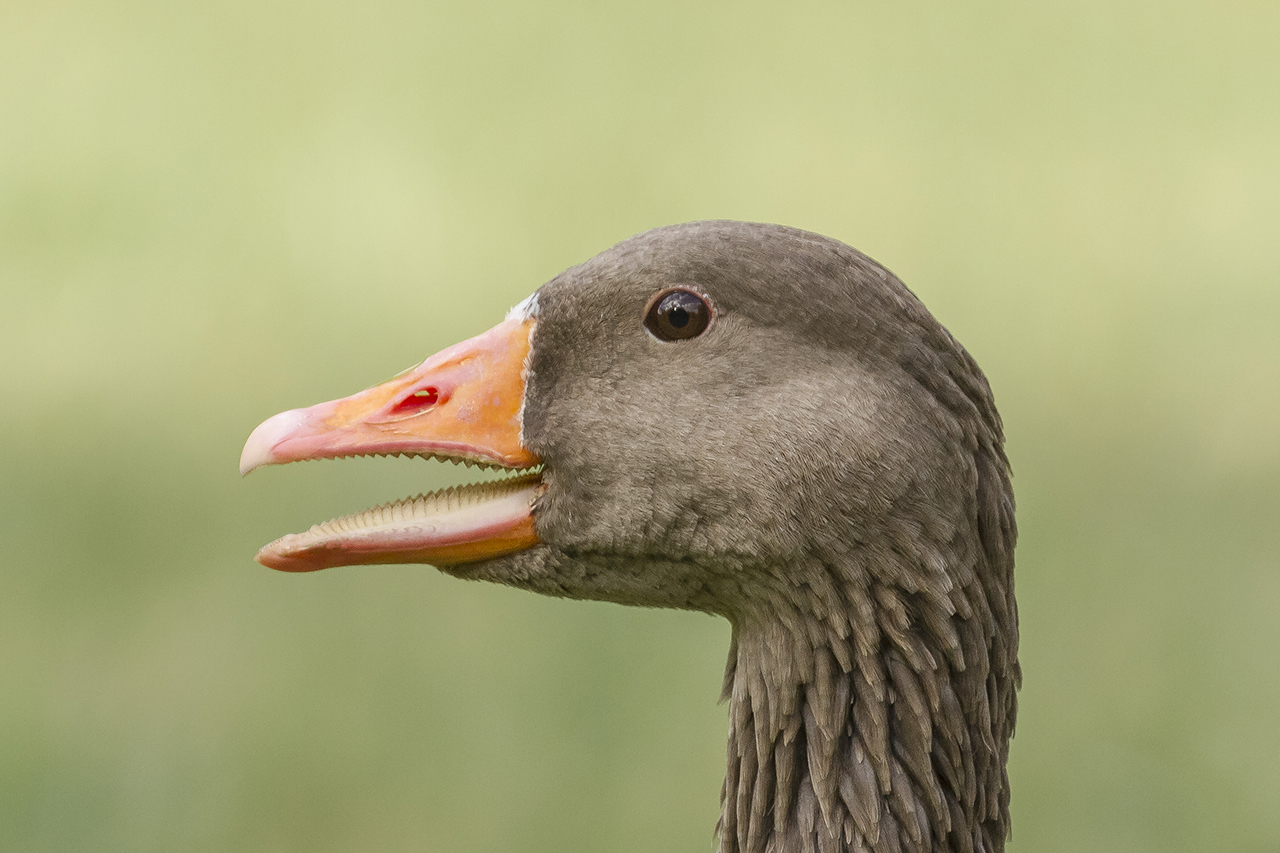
240, 318, 542, 572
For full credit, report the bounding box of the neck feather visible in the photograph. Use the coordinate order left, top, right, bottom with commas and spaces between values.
716, 556, 1017, 853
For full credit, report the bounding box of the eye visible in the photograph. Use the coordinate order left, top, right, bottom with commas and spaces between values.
644, 288, 713, 341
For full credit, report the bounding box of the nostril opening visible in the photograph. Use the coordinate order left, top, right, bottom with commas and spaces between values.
394, 386, 440, 414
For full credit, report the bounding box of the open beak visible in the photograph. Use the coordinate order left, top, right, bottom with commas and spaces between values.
240, 317, 542, 572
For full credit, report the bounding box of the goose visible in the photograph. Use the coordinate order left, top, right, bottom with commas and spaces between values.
240, 220, 1019, 853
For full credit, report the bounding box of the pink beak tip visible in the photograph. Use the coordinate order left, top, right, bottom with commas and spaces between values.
240, 408, 311, 476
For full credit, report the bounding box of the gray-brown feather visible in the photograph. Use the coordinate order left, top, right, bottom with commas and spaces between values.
450, 221, 1019, 853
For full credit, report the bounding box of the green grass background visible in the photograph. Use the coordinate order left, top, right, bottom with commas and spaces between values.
3, 1, 1278, 851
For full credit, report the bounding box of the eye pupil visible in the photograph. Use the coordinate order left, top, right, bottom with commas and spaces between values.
645, 288, 712, 341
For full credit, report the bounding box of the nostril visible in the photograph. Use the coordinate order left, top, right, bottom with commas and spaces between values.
393, 386, 440, 415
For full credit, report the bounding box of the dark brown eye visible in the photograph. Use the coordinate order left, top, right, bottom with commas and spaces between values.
644, 288, 712, 341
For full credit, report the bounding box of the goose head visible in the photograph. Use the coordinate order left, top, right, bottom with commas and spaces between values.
241, 220, 1019, 853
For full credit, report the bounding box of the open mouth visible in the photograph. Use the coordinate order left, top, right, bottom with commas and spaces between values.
252, 462, 543, 573
241, 317, 544, 573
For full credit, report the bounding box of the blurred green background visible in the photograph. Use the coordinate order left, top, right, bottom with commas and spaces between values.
3, 1, 1278, 851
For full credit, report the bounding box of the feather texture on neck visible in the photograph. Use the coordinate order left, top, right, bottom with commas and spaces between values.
718, 521, 1017, 853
